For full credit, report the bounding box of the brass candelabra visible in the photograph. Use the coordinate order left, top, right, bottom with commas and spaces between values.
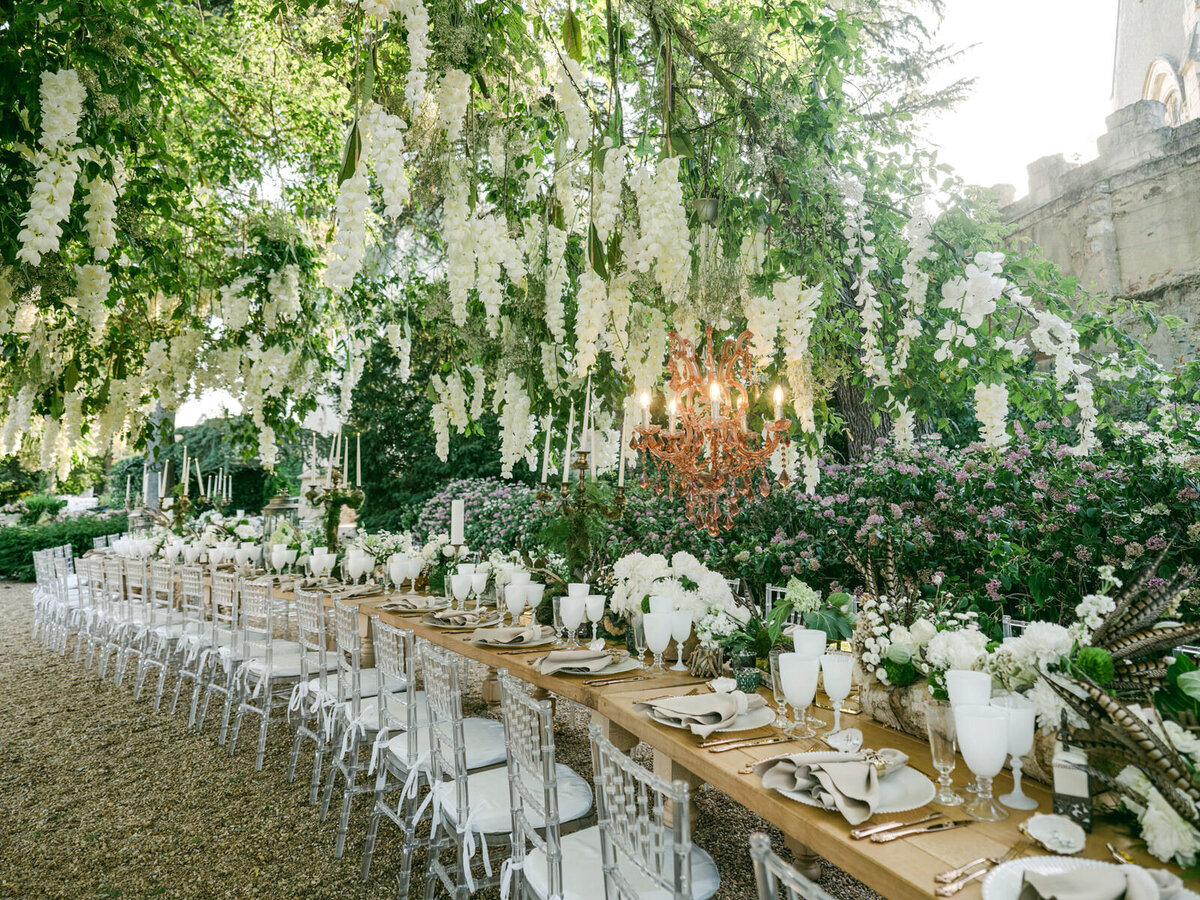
537, 448, 625, 578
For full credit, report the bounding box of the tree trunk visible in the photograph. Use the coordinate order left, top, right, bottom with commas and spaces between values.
834, 378, 890, 459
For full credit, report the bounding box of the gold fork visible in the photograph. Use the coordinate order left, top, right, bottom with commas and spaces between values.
934, 840, 1030, 897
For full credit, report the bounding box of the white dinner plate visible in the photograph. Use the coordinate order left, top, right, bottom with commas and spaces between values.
981, 857, 1200, 900
648, 703, 777, 734
772, 759, 935, 814
421, 613, 502, 629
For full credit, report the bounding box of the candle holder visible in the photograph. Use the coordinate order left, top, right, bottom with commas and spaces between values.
304, 466, 364, 551
537, 448, 625, 578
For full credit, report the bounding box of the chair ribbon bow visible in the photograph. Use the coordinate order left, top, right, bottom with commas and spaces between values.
499, 857, 523, 900
458, 805, 492, 893
368, 728, 390, 774
339, 707, 371, 760
288, 680, 314, 717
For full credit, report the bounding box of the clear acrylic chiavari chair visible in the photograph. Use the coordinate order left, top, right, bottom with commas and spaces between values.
749, 833, 835, 900
496, 671, 593, 900
590, 723, 720, 900
95, 556, 127, 681
197, 572, 241, 743
114, 557, 151, 688
287, 588, 335, 805
1001, 614, 1030, 639
133, 559, 180, 708
170, 564, 212, 728
359, 619, 435, 885
75, 556, 106, 669
228, 578, 303, 770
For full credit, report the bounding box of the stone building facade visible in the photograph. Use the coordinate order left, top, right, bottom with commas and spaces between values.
1001, 1, 1200, 363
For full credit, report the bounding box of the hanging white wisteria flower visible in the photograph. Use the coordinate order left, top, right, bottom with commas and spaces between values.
443, 171, 474, 327
1029, 308, 1084, 387
339, 336, 368, 417
543, 224, 568, 342
573, 269, 608, 375
38, 69, 87, 153
219, 276, 254, 332
744, 292, 781, 363
75, 263, 110, 341
625, 302, 668, 395
892, 401, 915, 451
473, 214, 526, 337
258, 424, 279, 469
433, 370, 469, 432
430, 400, 451, 461
82, 158, 124, 262
467, 363, 487, 421
495, 372, 536, 478
265, 264, 302, 328
838, 172, 887, 385
592, 142, 626, 243
554, 57, 590, 148
541, 340, 563, 394
1066, 376, 1099, 456
363, 103, 410, 217
394, 0, 430, 109
386, 320, 412, 382
553, 149, 578, 229
935, 251, 1006, 364
891, 211, 934, 378
323, 157, 372, 290
435, 69, 471, 144
973, 382, 1011, 449
628, 157, 692, 306
738, 228, 766, 299
778, 277, 821, 364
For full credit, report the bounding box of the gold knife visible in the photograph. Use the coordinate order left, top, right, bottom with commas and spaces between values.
709, 736, 796, 753
849, 812, 943, 840
585, 675, 650, 686
699, 732, 775, 748
871, 820, 973, 843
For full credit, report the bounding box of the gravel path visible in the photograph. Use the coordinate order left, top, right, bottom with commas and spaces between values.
0, 580, 882, 900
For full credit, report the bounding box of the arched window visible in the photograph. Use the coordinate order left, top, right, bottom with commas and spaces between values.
1144, 57, 1188, 125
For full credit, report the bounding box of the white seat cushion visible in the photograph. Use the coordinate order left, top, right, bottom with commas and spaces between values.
305, 667, 407, 699
432, 763, 592, 835
242, 650, 334, 679
524, 825, 719, 900
384, 717, 507, 772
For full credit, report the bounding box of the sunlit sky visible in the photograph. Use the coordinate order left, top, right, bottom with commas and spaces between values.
177, 2, 1120, 428
923, 0, 1119, 196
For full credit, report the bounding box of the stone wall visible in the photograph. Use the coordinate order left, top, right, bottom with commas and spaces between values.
1002, 100, 1200, 362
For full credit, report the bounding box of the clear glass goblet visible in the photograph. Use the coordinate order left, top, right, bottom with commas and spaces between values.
633, 614, 649, 668
925, 700, 964, 806
769, 649, 790, 728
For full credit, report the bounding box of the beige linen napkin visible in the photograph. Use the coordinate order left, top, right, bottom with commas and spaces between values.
378, 595, 443, 612
752, 750, 909, 825
430, 608, 492, 626
634, 691, 768, 738
1019, 866, 1183, 900
535, 650, 613, 675
471, 625, 552, 645
328, 583, 382, 600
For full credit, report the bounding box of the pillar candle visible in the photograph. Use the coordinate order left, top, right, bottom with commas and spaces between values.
181, 447, 188, 497
580, 375, 592, 467
194, 460, 203, 496
540, 411, 553, 483
125, 474, 131, 506
162, 459, 171, 497
356, 433, 362, 487
561, 402, 575, 484
343, 438, 350, 484
450, 499, 465, 545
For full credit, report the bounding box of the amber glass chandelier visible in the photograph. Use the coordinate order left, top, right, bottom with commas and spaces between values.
631, 326, 791, 536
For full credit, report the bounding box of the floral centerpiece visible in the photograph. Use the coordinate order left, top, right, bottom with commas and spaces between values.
609, 551, 736, 619
421, 532, 472, 594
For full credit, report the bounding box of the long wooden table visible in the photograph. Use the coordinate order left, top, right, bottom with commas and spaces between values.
324, 590, 1177, 900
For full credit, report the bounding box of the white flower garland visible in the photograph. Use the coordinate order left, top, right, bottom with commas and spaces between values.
323, 157, 371, 290
363, 102, 410, 217
83, 160, 123, 262
554, 57, 590, 148
625, 301, 668, 395
443, 171, 474, 327
628, 157, 691, 305
592, 142, 625, 243
75, 263, 110, 342
435, 69, 471, 144
973, 382, 1011, 449
573, 269, 607, 376
473, 213, 525, 337
837, 172, 887, 385
495, 372, 536, 478
543, 224, 568, 342
540, 341, 562, 394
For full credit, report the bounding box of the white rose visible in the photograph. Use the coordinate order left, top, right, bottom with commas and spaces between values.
442, 545, 455, 558
910, 618, 937, 645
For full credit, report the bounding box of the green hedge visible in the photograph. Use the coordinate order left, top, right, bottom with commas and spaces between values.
0, 514, 128, 582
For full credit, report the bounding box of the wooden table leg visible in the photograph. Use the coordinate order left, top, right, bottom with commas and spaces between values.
532, 686, 556, 717
783, 835, 823, 882
481, 666, 501, 709
590, 709, 638, 773
653, 750, 703, 836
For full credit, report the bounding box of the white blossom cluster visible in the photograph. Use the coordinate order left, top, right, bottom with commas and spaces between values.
19, 70, 88, 266
467, 363, 486, 421
363, 103, 410, 217
627, 157, 692, 306
540, 341, 563, 394
1116, 765, 1200, 868
694, 609, 742, 650
339, 336, 368, 417
891, 211, 934, 378
265, 265, 302, 329
743, 291, 781, 363
923, 626, 989, 673
554, 57, 590, 148
935, 251, 1006, 365
624, 302, 668, 396
83, 158, 124, 261
385, 320, 412, 382
543, 224, 568, 342
892, 401, 915, 452
573, 269, 608, 376
394, 0, 430, 109
553, 151, 578, 228
442, 170, 475, 327
323, 160, 371, 290
591, 142, 625, 242
838, 173, 887, 385
973, 382, 1011, 449
220, 275, 254, 332
495, 372, 536, 478
435, 69, 471, 144
609, 550, 740, 620
74, 263, 110, 342
472, 214, 526, 337
737, 229, 766, 300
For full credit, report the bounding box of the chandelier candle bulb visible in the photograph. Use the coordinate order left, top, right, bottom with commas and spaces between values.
617, 418, 628, 487
668, 398, 677, 432
450, 498, 465, 545
641, 391, 650, 428
562, 401, 575, 484
774, 385, 784, 420
709, 381, 720, 420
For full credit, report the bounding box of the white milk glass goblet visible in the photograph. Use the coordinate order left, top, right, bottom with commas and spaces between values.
992, 694, 1039, 810
450, 573, 473, 611
779, 653, 820, 739
567, 582, 589, 599
471, 572, 489, 610
669, 611, 692, 672
508, 570, 531, 589
956, 705, 1011, 821
642, 612, 673, 673
585, 594, 606, 643
648, 595, 674, 614
560, 594, 586, 648
272, 546, 289, 575
946, 669, 992, 707
820, 652, 854, 733
925, 700, 964, 806
791, 628, 827, 657
505, 584, 527, 628
525, 583, 546, 617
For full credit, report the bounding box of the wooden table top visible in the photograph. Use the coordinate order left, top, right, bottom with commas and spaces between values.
292, 586, 1177, 900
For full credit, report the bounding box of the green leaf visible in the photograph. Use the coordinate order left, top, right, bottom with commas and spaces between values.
337, 120, 362, 188
588, 223, 608, 280
1179, 670, 1200, 702
562, 8, 584, 63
